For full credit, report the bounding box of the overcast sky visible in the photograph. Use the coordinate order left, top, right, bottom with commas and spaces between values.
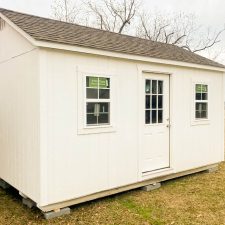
0, 0, 225, 62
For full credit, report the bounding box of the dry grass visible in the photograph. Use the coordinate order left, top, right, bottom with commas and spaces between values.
0, 163, 225, 225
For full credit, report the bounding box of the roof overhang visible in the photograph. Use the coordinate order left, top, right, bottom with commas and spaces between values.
35, 40, 225, 72
1, 12, 225, 73
0, 12, 36, 45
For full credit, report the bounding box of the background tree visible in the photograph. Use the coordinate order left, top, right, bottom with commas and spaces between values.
51, 0, 225, 61
85, 0, 140, 33
136, 11, 225, 53
51, 0, 79, 23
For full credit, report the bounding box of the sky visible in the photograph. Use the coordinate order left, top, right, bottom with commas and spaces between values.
0, 0, 225, 62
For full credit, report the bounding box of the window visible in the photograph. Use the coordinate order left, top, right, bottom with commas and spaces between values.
195, 84, 208, 119
145, 79, 164, 124
86, 76, 110, 126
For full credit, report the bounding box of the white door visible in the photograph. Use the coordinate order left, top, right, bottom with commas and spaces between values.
141, 73, 170, 173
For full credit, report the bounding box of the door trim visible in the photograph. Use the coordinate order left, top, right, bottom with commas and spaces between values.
137, 66, 172, 181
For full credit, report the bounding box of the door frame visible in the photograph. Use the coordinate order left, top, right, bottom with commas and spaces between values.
137, 66, 173, 181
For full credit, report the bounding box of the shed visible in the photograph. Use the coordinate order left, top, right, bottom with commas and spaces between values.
0, 8, 224, 218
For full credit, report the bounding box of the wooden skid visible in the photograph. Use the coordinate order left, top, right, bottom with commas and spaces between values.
39, 163, 218, 212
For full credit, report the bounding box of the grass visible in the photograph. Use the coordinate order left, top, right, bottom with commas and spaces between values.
1, 163, 225, 225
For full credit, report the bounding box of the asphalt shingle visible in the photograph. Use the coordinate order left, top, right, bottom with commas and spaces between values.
0, 8, 224, 69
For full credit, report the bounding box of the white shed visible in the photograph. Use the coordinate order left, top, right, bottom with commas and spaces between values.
0, 8, 224, 218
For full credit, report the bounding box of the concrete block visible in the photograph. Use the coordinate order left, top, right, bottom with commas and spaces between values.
22, 198, 36, 208
142, 182, 161, 192
0, 179, 10, 189
206, 166, 218, 173
44, 207, 71, 219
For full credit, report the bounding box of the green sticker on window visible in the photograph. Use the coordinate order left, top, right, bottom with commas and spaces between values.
88, 77, 109, 88
202, 85, 207, 92
89, 77, 98, 88
196, 84, 207, 93
99, 78, 108, 88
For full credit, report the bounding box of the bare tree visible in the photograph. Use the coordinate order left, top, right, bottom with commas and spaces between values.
51, 0, 225, 59
85, 0, 140, 34
51, 0, 79, 23
137, 11, 225, 53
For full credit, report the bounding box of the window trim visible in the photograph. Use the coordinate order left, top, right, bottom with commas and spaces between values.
194, 84, 208, 120
77, 71, 116, 135
191, 81, 210, 125
85, 76, 111, 127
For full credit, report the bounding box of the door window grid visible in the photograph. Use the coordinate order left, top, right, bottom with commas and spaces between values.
195, 84, 208, 119
86, 76, 110, 126
145, 79, 164, 124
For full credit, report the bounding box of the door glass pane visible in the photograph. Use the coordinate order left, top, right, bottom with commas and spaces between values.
146, 80, 151, 93
158, 110, 163, 123
158, 95, 163, 109
145, 79, 165, 124
145, 110, 150, 124
152, 110, 157, 123
158, 81, 163, 94
146, 96, 150, 109
152, 95, 157, 109
152, 80, 157, 94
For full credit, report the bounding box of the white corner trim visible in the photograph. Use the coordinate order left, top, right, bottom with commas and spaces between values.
0, 12, 37, 46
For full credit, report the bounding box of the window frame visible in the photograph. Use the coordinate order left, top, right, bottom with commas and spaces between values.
84, 74, 112, 129
192, 81, 210, 125
145, 79, 164, 125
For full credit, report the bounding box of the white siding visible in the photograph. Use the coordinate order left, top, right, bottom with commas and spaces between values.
39, 48, 224, 206
0, 21, 40, 202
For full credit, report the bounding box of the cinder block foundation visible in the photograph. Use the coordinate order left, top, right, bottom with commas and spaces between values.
22, 198, 36, 209
206, 165, 218, 173
44, 207, 71, 219
142, 182, 161, 192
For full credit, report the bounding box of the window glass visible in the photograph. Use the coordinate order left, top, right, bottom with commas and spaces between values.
99, 89, 110, 99
146, 96, 150, 109
145, 80, 151, 93
152, 95, 157, 109
158, 96, 163, 109
195, 84, 208, 120
158, 81, 163, 94
145, 79, 163, 124
86, 76, 110, 126
152, 80, 157, 94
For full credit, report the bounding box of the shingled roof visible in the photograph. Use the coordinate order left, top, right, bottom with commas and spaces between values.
0, 8, 224, 69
